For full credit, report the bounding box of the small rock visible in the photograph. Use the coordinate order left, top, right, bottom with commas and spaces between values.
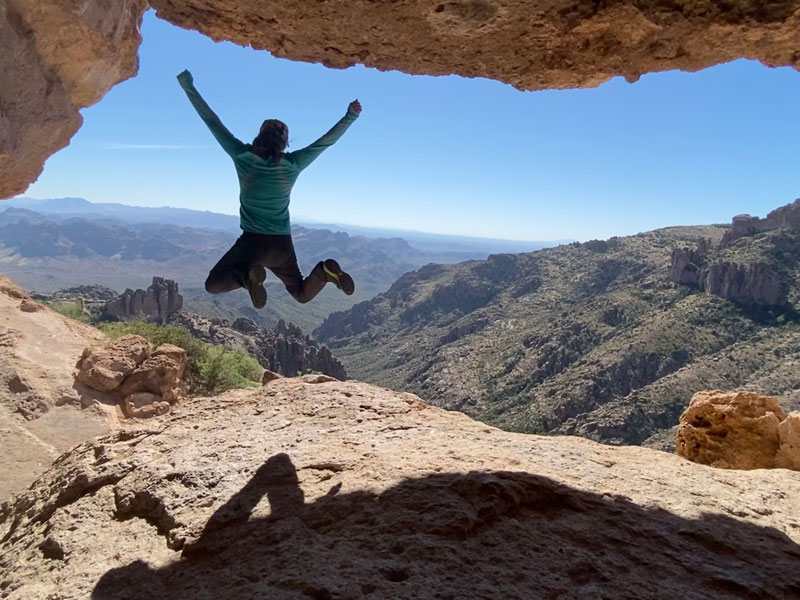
55, 390, 81, 407
123, 392, 171, 419
262, 370, 283, 385
7, 374, 30, 394
19, 299, 45, 312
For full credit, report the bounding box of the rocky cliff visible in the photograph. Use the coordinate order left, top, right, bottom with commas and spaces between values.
4, 1, 800, 198
702, 261, 787, 306
721, 198, 800, 247
104, 277, 184, 324
169, 311, 347, 380
2, 378, 800, 599
669, 200, 800, 307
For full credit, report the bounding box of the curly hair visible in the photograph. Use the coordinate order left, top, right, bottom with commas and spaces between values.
251, 119, 288, 163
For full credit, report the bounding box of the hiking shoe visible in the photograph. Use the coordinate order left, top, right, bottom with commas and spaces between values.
322, 259, 355, 295
246, 265, 267, 308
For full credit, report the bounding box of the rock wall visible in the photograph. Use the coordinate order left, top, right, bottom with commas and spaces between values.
669, 255, 788, 306
0, 0, 146, 198
4, 1, 800, 199
669, 201, 799, 306
703, 261, 787, 306
148, 0, 800, 89
104, 277, 183, 324
668, 238, 709, 286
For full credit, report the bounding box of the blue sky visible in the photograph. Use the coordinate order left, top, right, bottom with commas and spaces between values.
18, 10, 800, 241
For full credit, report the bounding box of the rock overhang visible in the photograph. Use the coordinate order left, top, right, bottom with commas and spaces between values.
2, 0, 800, 198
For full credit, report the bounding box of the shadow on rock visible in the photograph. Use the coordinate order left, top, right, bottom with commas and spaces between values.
94, 453, 800, 599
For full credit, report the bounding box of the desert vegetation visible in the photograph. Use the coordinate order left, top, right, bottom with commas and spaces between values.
99, 321, 263, 395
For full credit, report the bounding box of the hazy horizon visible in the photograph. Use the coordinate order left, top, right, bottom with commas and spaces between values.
9, 193, 788, 245
6, 195, 569, 246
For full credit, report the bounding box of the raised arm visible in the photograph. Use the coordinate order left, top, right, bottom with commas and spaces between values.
289, 100, 362, 171
176, 70, 246, 157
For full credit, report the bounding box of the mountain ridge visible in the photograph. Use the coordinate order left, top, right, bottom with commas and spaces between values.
315, 203, 800, 448
4, 197, 562, 252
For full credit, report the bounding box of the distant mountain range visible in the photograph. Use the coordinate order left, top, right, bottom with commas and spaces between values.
0, 198, 564, 331
4, 197, 242, 232
315, 200, 800, 450
5, 197, 565, 253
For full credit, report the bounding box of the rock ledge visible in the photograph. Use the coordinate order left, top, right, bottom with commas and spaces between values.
2, 379, 800, 599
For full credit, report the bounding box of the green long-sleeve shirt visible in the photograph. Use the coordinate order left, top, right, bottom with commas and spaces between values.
179, 78, 359, 235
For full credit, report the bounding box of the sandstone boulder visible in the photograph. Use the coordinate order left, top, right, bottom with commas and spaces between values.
675, 390, 786, 469
776, 412, 800, 470
152, 344, 187, 379
122, 392, 171, 419
120, 354, 185, 405
76, 335, 150, 392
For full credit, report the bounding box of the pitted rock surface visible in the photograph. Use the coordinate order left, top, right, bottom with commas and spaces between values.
2, 379, 800, 599
675, 390, 797, 470
151, 344, 188, 380
76, 335, 150, 392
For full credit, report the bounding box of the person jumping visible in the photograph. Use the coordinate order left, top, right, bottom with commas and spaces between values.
177, 69, 360, 309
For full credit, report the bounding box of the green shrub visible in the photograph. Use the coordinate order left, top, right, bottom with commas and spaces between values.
50, 300, 90, 323
98, 320, 263, 395
196, 346, 263, 394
